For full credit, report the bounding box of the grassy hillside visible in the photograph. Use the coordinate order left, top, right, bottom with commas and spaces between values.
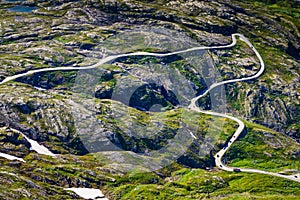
0, 0, 299, 199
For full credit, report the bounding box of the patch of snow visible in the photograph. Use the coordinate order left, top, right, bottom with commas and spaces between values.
34, 86, 46, 91
5, 127, 56, 157
0, 171, 17, 176
189, 131, 197, 139
64, 188, 108, 199
23, 135, 56, 157
0, 152, 25, 162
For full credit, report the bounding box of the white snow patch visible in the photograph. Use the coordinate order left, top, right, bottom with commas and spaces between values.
3, 127, 55, 157
189, 131, 197, 139
34, 86, 46, 91
64, 188, 108, 199
0, 171, 17, 176
0, 152, 25, 162
24, 135, 56, 157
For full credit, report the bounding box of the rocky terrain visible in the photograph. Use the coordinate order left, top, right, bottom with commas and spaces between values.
0, 0, 299, 199
1, 0, 299, 141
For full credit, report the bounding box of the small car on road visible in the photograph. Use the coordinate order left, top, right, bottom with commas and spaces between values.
233, 168, 241, 172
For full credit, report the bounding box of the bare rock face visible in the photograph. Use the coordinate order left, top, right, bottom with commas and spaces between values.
0, 0, 299, 143
0, 127, 31, 157
0, 0, 299, 148
225, 74, 299, 142
0, 84, 88, 155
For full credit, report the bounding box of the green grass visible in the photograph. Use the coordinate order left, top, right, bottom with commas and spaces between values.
106, 167, 300, 199
224, 122, 300, 172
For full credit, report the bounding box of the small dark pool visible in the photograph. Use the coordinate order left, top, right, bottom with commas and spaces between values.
7, 5, 37, 13
3, 0, 26, 2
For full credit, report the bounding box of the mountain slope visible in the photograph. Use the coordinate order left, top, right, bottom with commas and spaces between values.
0, 0, 299, 199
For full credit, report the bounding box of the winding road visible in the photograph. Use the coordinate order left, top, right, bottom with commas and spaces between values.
188, 34, 300, 183
0, 34, 299, 182
0, 34, 241, 85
